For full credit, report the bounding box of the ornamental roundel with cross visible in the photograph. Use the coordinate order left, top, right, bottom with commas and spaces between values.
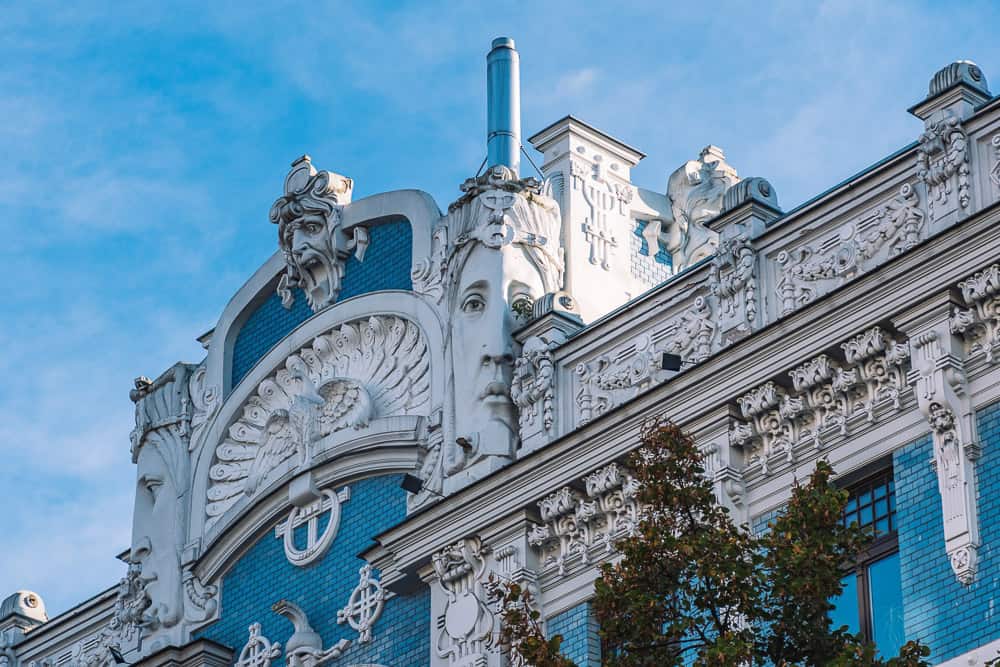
336, 564, 387, 643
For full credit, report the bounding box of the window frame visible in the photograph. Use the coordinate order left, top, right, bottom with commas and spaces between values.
835, 456, 898, 644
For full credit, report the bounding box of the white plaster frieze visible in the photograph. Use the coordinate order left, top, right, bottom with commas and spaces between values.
431, 537, 494, 667
774, 183, 925, 317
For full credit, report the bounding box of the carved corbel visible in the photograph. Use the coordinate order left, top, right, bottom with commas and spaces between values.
899, 299, 980, 584
951, 262, 1000, 364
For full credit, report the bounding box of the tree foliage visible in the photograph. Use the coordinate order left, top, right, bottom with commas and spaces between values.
490, 418, 930, 667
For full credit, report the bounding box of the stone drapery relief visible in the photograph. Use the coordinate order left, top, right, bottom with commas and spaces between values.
776, 183, 925, 317
271, 156, 366, 313
730, 327, 910, 476
951, 262, 1000, 365
917, 111, 969, 220
527, 463, 642, 577
205, 315, 430, 529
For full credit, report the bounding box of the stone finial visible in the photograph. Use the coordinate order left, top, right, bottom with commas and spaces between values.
928, 60, 990, 99
0, 591, 47, 626
911, 60, 992, 121
721, 177, 781, 214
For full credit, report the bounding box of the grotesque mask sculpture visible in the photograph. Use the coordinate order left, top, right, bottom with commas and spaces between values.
439, 166, 564, 487
271, 156, 362, 313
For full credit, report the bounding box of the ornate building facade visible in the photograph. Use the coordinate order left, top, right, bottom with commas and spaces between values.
3, 39, 1000, 666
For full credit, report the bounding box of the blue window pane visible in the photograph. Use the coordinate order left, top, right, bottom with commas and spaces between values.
875, 517, 889, 534
869, 552, 904, 658
860, 505, 873, 526
830, 573, 860, 635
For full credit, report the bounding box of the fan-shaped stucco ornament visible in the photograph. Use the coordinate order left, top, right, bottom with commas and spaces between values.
206, 315, 430, 529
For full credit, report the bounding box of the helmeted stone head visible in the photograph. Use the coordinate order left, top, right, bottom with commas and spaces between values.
128, 366, 193, 638
440, 167, 564, 483
271, 155, 355, 312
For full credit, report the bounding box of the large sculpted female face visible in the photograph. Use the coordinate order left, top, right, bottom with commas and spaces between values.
131, 445, 183, 631
448, 242, 545, 475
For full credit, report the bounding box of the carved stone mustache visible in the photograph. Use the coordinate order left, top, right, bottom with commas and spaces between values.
479, 381, 510, 399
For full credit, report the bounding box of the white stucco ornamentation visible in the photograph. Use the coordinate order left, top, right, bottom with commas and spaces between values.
907, 326, 980, 585
511, 336, 556, 434
273, 600, 350, 667
731, 327, 910, 477
665, 146, 739, 270
437, 165, 564, 488
573, 299, 715, 427
234, 623, 281, 667
432, 538, 494, 666
991, 134, 1000, 189
528, 463, 642, 577
917, 111, 970, 220
951, 262, 1000, 364
188, 362, 220, 454
271, 156, 362, 313
181, 570, 218, 625
273, 487, 350, 567
336, 565, 386, 644
776, 184, 925, 316
205, 315, 430, 528
709, 227, 757, 343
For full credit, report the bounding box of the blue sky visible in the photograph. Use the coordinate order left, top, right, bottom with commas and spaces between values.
2, 1, 999, 617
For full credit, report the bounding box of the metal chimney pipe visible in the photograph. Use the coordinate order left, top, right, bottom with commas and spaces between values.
486, 37, 521, 176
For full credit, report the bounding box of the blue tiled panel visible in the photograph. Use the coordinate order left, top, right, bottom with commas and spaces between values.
339, 219, 413, 300
194, 475, 430, 666
231, 289, 312, 388
548, 601, 601, 666
894, 401, 1000, 662
630, 219, 672, 286
229, 219, 414, 389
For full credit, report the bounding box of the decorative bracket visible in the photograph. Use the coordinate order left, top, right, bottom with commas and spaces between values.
899, 297, 980, 585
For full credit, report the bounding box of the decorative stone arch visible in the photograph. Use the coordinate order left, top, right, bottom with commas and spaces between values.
199, 189, 443, 402
190, 290, 447, 547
